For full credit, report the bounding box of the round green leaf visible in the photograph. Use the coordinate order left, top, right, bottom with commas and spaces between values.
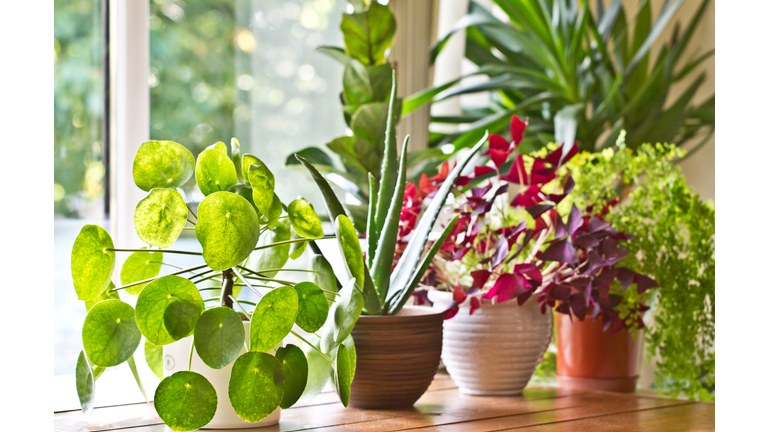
241, 154, 273, 187
72, 225, 115, 301
249, 164, 275, 217
82, 299, 141, 367
120, 249, 163, 295
288, 198, 324, 239
134, 189, 187, 248
320, 279, 363, 353
251, 222, 290, 278
335, 215, 364, 287
289, 226, 308, 259
231, 138, 243, 182
229, 352, 285, 423
297, 334, 332, 404
76, 351, 95, 417
207, 141, 227, 153
194, 307, 245, 369
196, 192, 260, 271
311, 254, 337, 301
135, 275, 204, 346
265, 191, 283, 224
85, 281, 120, 311
275, 345, 308, 409
145, 339, 164, 380
227, 183, 257, 212
195, 148, 238, 196
334, 343, 352, 407
133, 140, 195, 192
249, 286, 298, 353
154, 371, 217, 431
294, 281, 329, 334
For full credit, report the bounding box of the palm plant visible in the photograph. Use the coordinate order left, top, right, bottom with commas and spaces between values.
409, 0, 714, 162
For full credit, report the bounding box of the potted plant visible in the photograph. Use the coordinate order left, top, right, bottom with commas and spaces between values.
564, 136, 715, 400
399, 116, 657, 395
71, 138, 362, 430
296, 72, 488, 409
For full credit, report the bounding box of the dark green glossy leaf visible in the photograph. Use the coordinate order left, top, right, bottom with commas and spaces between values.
145, 339, 164, 380
76, 350, 95, 417
196, 192, 260, 271
294, 281, 329, 334
340, 2, 396, 66
120, 249, 163, 295
134, 188, 187, 248
311, 254, 337, 301
82, 300, 141, 367
135, 275, 204, 346
333, 343, 352, 407
231, 137, 243, 182
252, 222, 291, 278
295, 156, 348, 224
320, 279, 363, 353
249, 286, 298, 353
195, 148, 238, 196
72, 225, 115, 301
284, 146, 335, 167
316, 45, 353, 67
342, 60, 373, 106
275, 345, 308, 409
154, 371, 217, 431
84, 281, 119, 311
132, 140, 195, 192
249, 164, 275, 217
350, 102, 388, 155
288, 198, 324, 239
194, 307, 246, 369
297, 334, 332, 404
228, 352, 285, 422
335, 215, 364, 288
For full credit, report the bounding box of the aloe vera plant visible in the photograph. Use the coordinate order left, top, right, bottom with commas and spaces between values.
71, 139, 361, 430
298, 72, 488, 315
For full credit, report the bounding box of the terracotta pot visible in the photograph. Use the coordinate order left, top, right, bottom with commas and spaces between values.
429, 290, 552, 395
348, 306, 443, 409
555, 312, 642, 393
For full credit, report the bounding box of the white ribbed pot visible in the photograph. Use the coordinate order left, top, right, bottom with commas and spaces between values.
163, 321, 281, 429
428, 290, 552, 395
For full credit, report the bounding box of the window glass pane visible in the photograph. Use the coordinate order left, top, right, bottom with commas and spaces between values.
54, 0, 104, 376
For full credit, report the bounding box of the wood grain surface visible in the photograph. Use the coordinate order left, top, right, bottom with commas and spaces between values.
54, 372, 714, 432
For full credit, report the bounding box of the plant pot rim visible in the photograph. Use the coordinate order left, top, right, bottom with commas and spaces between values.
427, 289, 540, 309
359, 305, 444, 319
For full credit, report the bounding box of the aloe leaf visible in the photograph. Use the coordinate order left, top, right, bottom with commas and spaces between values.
387, 132, 487, 307
388, 216, 458, 315
295, 155, 348, 226
365, 173, 377, 268
371, 136, 408, 303
373, 70, 398, 243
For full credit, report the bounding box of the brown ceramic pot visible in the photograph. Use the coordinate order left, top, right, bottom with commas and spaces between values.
348, 306, 444, 409
555, 312, 642, 393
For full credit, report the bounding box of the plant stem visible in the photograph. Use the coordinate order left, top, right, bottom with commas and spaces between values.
254, 268, 318, 274
107, 248, 203, 256
236, 266, 296, 286
232, 267, 264, 298
229, 295, 252, 318
233, 299, 258, 307
186, 204, 198, 220
187, 219, 196, 226
188, 337, 195, 371
291, 331, 333, 364
111, 264, 208, 292
220, 269, 234, 308
252, 238, 311, 251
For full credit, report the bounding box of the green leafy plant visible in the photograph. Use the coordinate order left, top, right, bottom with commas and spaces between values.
566, 134, 715, 401
72, 138, 361, 429
286, 0, 399, 231
418, 0, 714, 163
297, 72, 488, 315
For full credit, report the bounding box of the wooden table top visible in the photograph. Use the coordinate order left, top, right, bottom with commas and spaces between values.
54, 372, 714, 432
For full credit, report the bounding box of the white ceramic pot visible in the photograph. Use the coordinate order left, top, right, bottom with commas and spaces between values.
428, 290, 552, 395
163, 321, 281, 429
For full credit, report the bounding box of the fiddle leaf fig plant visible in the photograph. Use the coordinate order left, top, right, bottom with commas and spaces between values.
71, 138, 361, 430
297, 72, 488, 315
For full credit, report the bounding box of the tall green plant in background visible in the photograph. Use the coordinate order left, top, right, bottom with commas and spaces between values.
286, 0, 398, 231
422, 0, 714, 162
567, 135, 715, 401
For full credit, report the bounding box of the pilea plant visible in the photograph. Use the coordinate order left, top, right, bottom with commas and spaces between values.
286, 0, 399, 231
400, 116, 657, 331
71, 138, 361, 431
297, 72, 487, 315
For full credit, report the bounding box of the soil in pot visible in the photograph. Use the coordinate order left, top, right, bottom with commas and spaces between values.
348, 306, 444, 409
555, 312, 642, 393
429, 290, 552, 396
